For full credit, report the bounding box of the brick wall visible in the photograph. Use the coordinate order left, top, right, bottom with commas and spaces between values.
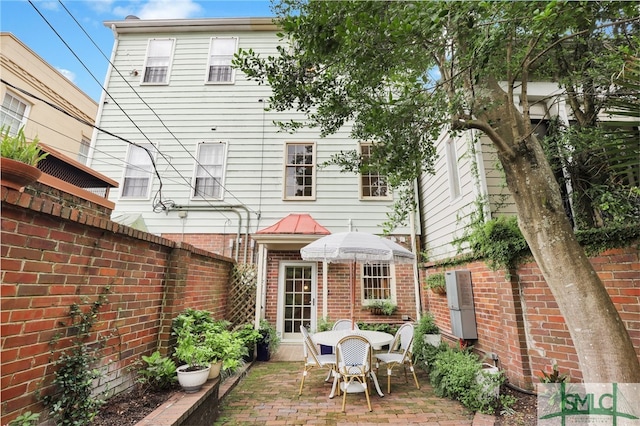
1, 185, 235, 425
421, 244, 640, 390
263, 251, 417, 331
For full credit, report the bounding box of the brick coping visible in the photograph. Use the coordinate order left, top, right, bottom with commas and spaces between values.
135, 362, 252, 426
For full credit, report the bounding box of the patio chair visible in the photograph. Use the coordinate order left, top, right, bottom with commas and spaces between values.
374, 323, 420, 394
335, 334, 373, 412
299, 325, 337, 395
332, 319, 359, 331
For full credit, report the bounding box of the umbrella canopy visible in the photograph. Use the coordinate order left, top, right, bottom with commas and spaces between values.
300, 232, 416, 329
300, 231, 415, 264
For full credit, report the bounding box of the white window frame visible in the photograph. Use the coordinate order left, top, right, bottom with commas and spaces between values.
120, 143, 155, 199
361, 263, 396, 304
205, 37, 238, 84
283, 142, 316, 200
78, 135, 91, 164
359, 142, 391, 200
446, 138, 462, 200
1, 91, 30, 135
191, 141, 227, 200
141, 38, 175, 85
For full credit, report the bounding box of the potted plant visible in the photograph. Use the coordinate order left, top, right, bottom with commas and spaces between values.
316, 317, 334, 354
234, 323, 261, 362
203, 327, 245, 378
416, 312, 441, 347
173, 316, 211, 392
365, 299, 398, 316
425, 272, 447, 295
256, 319, 280, 361
0, 126, 48, 191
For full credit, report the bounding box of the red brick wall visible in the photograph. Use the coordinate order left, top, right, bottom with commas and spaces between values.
264, 250, 417, 330
1, 186, 234, 425
421, 245, 640, 390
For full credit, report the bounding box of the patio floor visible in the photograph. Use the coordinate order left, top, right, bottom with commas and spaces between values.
213, 343, 496, 425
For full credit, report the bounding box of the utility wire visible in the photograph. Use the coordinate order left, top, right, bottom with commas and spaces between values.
56, 0, 259, 216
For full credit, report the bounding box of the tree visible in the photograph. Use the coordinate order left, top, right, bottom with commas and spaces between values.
235, 1, 640, 383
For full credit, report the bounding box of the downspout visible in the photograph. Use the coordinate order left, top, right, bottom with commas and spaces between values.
411, 179, 422, 321
87, 25, 119, 169
166, 204, 250, 263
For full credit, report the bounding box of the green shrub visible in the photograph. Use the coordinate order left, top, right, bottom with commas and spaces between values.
429, 346, 505, 414
137, 351, 177, 391
8, 411, 40, 426
357, 322, 399, 335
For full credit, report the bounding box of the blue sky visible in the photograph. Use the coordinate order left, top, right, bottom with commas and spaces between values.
1, 0, 275, 102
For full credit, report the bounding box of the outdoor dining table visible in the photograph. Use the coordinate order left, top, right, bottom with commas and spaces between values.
312, 329, 394, 398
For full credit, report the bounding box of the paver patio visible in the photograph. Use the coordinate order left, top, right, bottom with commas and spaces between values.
213, 344, 478, 425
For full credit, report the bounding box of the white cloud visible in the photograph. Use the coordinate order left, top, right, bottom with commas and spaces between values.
57, 68, 76, 83
137, 0, 204, 19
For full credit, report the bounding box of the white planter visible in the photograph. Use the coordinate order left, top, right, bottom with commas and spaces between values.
177, 364, 211, 393
424, 334, 442, 347
476, 363, 500, 400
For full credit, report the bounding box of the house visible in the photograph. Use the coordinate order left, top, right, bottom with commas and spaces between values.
88, 17, 421, 342
0, 33, 97, 164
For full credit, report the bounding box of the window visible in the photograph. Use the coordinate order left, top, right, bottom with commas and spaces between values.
206, 38, 237, 83
284, 143, 315, 199
1, 92, 30, 135
121, 143, 154, 198
78, 136, 90, 164
362, 263, 395, 302
360, 143, 390, 199
446, 138, 461, 199
142, 39, 174, 84
193, 142, 226, 199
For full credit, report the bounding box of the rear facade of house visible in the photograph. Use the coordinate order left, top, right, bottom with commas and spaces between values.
88, 17, 421, 343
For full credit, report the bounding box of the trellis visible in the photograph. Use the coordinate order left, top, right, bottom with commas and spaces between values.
226, 263, 257, 327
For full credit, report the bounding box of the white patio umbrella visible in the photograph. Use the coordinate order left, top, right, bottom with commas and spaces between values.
300, 232, 416, 329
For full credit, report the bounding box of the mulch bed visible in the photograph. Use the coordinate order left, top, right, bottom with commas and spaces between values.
92, 386, 178, 426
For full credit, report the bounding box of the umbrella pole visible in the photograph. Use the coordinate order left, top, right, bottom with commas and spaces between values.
350, 261, 356, 330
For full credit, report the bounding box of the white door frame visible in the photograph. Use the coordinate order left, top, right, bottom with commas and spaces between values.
277, 261, 317, 343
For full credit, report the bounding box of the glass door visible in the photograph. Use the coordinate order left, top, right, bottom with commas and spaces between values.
280, 263, 316, 341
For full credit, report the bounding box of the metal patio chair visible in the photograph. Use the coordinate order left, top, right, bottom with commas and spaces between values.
335, 334, 373, 412
299, 325, 337, 396
374, 322, 420, 394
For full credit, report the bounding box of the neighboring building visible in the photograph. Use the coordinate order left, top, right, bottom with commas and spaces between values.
0, 33, 97, 164
89, 17, 421, 342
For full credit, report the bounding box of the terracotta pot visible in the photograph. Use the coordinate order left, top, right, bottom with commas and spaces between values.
0, 157, 41, 191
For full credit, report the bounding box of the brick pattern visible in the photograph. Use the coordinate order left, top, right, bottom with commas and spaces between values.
1, 185, 234, 425
421, 246, 640, 390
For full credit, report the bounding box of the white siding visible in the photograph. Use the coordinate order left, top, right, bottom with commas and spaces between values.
91, 27, 414, 237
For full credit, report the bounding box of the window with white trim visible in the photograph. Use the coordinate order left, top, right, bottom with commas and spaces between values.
1, 91, 30, 135
446, 138, 461, 200
284, 142, 315, 199
142, 39, 174, 84
121, 143, 155, 198
206, 37, 237, 84
362, 263, 395, 302
360, 143, 390, 199
192, 142, 226, 199
78, 135, 90, 164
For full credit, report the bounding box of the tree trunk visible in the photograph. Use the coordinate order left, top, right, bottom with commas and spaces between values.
472, 82, 640, 384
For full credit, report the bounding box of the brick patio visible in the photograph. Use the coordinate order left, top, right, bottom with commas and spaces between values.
212, 343, 495, 425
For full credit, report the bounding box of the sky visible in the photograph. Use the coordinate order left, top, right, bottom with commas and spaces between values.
1, 0, 275, 102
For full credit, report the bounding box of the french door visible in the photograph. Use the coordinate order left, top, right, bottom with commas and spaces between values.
279, 262, 316, 341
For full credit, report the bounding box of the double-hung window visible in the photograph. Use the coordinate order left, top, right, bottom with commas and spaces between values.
78, 135, 91, 164
193, 142, 226, 199
1, 91, 30, 135
284, 142, 315, 200
360, 143, 390, 199
446, 138, 461, 200
121, 143, 155, 198
362, 263, 395, 303
142, 39, 175, 84
206, 37, 237, 84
